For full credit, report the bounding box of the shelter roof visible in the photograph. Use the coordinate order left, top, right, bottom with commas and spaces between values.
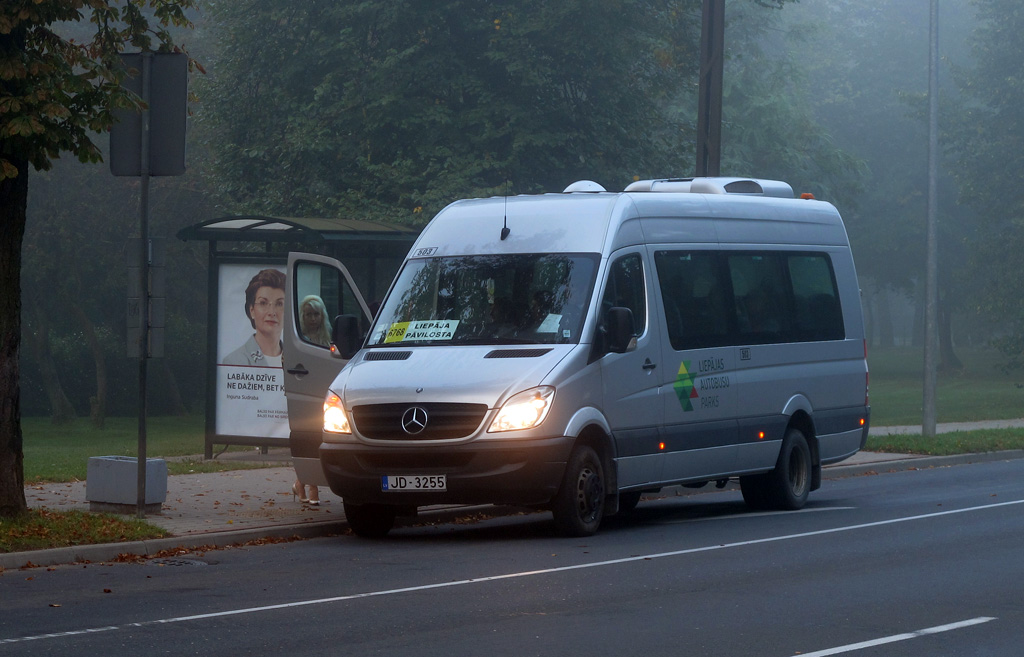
176, 216, 419, 244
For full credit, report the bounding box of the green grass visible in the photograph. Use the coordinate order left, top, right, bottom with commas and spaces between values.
867, 428, 1024, 455
868, 347, 1024, 426
0, 508, 168, 554
23, 416, 207, 483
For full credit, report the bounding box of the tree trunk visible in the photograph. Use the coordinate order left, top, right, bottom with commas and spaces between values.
911, 279, 925, 348
939, 298, 964, 373
159, 359, 189, 416
70, 302, 107, 429
0, 158, 28, 517
875, 285, 895, 348
24, 300, 77, 424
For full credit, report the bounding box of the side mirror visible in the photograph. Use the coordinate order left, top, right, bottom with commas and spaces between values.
605, 306, 637, 354
330, 314, 361, 360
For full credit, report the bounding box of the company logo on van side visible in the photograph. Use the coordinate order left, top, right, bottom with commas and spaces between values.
674, 360, 731, 412
674, 361, 701, 411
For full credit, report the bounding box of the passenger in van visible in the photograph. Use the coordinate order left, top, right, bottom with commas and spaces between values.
519, 289, 558, 334
488, 296, 524, 337
299, 294, 332, 347
222, 268, 286, 366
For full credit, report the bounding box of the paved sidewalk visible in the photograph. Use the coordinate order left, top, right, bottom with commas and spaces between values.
5, 423, 1024, 569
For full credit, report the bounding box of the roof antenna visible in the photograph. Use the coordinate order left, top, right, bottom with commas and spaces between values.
500, 179, 511, 240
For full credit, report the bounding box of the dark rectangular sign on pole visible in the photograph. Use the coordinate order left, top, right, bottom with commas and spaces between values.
110, 52, 188, 177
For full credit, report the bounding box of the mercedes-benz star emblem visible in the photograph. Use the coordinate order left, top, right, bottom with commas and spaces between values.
401, 406, 429, 435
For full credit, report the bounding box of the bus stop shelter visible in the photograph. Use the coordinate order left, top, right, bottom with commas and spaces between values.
177, 215, 419, 458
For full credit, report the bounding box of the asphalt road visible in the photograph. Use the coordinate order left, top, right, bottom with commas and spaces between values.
2, 459, 1022, 656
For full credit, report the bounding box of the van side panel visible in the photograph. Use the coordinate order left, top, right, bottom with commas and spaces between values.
629, 202, 868, 489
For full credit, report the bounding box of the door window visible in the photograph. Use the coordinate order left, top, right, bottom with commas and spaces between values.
601, 253, 646, 336
293, 260, 367, 348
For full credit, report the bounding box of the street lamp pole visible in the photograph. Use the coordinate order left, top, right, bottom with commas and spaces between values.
923, 0, 940, 437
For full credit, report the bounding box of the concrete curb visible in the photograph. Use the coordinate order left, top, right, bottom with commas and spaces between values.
4, 450, 1023, 571
0, 521, 346, 571
0, 504, 509, 571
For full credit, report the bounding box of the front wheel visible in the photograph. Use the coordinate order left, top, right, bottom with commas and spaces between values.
552, 446, 605, 537
740, 427, 811, 511
343, 501, 398, 539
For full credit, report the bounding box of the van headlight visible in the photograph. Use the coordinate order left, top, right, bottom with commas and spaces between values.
323, 391, 352, 434
488, 386, 555, 432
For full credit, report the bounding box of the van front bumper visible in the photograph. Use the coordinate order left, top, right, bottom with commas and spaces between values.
319, 435, 575, 507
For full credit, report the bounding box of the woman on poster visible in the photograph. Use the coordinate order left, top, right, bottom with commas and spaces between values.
222, 268, 287, 366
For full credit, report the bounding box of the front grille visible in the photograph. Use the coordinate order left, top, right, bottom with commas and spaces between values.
352, 403, 488, 440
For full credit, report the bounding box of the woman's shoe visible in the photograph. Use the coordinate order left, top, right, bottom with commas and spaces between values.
307, 486, 320, 506
292, 481, 308, 503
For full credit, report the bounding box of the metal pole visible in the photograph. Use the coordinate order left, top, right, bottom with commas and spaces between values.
695, 0, 724, 177
137, 52, 152, 517
923, 0, 940, 437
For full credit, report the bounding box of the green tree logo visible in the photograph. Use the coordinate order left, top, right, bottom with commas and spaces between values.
674, 361, 700, 412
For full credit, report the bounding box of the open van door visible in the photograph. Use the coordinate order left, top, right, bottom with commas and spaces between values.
283, 252, 373, 487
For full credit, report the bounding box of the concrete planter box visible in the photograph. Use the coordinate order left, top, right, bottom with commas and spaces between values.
86, 456, 167, 514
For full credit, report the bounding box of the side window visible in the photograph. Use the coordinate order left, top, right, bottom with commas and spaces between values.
727, 253, 792, 343
294, 261, 366, 348
787, 254, 845, 341
601, 253, 646, 336
654, 251, 731, 350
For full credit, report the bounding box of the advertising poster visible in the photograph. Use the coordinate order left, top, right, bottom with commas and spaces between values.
215, 263, 289, 438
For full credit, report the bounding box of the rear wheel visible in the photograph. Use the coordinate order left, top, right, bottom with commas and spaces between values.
740, 427, 811, 511
343, 501, 397, 538
552, 446, 605, 536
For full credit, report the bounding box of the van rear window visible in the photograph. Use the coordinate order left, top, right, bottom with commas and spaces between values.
654, 250, 844, 350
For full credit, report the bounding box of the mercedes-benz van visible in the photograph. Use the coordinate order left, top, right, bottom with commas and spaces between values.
282, 177, 871, 537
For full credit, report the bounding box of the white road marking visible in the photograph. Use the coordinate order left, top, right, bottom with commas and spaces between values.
793, 617, 996, 656
2, 499, 1021, 645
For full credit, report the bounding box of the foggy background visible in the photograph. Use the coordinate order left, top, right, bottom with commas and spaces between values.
20, 0, 1023, 422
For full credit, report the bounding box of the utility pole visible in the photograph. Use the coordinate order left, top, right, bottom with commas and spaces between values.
923, 0, 940, 437
695, 0, 725, 177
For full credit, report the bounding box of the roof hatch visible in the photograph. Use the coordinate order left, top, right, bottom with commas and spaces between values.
623, 177, 794, 198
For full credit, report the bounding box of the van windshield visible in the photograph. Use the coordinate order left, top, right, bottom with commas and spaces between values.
367, 254, 599, 346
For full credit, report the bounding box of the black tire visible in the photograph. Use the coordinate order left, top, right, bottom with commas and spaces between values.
739, 473, 773, 510
552, 446, 605, 536
343, 501, 397, 538
616, 490, 643, 515
740, 427, 811, 511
